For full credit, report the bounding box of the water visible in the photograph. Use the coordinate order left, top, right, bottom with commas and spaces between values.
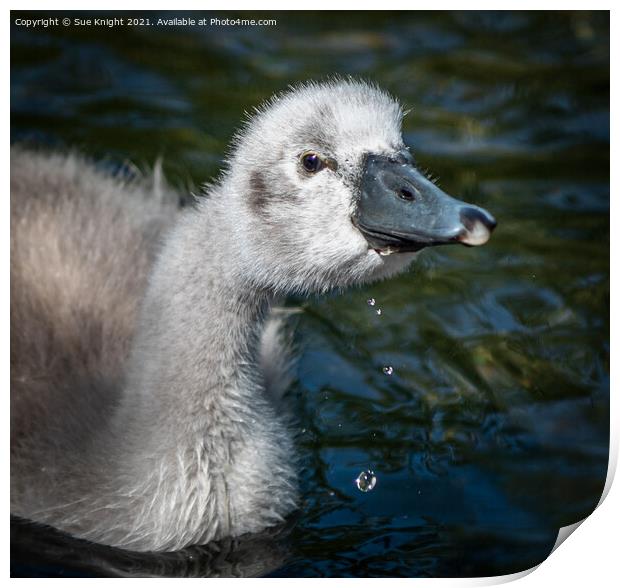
10, 10, 609, 578
356, 471, 378, 493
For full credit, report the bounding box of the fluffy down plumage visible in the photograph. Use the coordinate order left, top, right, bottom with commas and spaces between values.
10, 80, 437, 551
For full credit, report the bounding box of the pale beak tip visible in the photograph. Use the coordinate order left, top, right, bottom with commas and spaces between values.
459, 207, 497, 247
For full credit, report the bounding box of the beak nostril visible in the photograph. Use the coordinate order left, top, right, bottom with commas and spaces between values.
398, 188, 415, 201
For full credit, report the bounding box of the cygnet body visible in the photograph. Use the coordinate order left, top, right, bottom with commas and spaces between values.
10, 79, 496, 552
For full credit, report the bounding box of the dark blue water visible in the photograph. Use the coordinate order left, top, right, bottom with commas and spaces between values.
11, 10, 609, 577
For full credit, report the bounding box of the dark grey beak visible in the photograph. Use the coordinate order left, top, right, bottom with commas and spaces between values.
352, 153, 497, 253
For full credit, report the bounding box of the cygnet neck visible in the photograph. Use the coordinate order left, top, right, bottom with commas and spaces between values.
115, 201, 273, 451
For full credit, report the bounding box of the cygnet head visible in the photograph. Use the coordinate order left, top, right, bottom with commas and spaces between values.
223, 79, 496, 295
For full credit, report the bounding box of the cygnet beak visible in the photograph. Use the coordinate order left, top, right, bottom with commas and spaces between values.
352, 152, 497, 254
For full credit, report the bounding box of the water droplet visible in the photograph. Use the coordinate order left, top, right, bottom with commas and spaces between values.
382, 366, 393, 376
355, 470, 377, 493
376, 308, 382, 316
367, 298, 376, 306
328, 490, 335, 497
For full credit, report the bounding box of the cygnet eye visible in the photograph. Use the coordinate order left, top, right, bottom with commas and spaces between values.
301, 151, 324, 173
